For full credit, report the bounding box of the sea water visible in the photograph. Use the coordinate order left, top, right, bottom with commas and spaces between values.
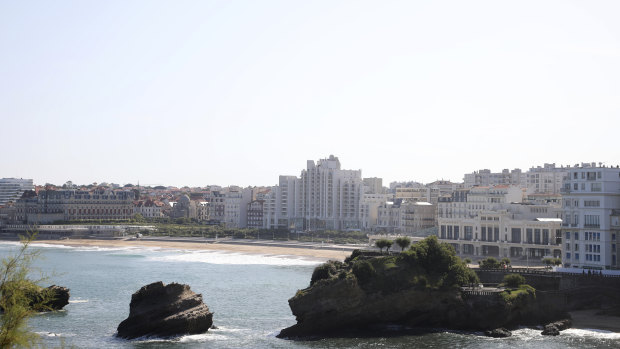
1, 242, 619, 348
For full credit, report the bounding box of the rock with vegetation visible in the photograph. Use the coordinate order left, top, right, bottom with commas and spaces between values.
28, 285, 70, 311
278, 236, 566, 339
116, 281, 213, 339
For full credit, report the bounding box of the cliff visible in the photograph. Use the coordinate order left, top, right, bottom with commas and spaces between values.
278, 236, 565, 339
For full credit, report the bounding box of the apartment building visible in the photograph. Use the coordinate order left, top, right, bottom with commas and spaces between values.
0, 178, 34, 206
561, 164, 620, 269
527, 163, 568, 194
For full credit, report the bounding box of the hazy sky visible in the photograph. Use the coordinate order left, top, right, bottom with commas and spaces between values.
2, 1, 619, 187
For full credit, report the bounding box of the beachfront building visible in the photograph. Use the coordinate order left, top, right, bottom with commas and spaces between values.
247, 200, 264, 229
437, 184, 563, 260
298, 155, 363, 230
561, 163, 620, 270
12, 189, 134, 224
133, 199, 165, 218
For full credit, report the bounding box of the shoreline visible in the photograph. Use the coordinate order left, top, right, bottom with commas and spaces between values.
569, 309, 620, 333
26, 238, 356, 261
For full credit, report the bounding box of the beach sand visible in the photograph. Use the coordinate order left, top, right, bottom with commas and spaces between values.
569, 309, 620, 333
33, 238, 352, 261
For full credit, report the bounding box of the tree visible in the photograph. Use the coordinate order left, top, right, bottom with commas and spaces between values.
375, 239, 393, 254
501, 257, 511, 266
503, 274, 526, 288
542, 257, 554, 266
479, 257, 501, 269
0, 233, 51, 348
394, 236, 411, 252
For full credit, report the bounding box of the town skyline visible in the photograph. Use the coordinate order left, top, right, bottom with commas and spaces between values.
4, 157, 612, 189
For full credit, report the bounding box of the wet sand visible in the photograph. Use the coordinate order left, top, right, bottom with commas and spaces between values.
33, 238, 353, 261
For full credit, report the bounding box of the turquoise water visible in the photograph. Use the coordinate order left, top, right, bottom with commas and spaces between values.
1, 242, 619, 348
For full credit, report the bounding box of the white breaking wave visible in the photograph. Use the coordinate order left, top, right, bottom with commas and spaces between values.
563, 328, 620, 339
149, 250, 321, 266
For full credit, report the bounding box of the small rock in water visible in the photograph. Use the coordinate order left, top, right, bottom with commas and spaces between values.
116, 281, 213, 339
484, 328, 512, 338
541, 324, 560, 336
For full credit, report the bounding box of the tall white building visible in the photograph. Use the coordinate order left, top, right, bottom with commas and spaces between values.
561, 163, 620, 269
298, 155, 363, 230
0, 178, 34, 206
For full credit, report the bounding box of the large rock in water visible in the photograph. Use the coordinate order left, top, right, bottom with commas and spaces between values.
116, 281, 213, 339
277, 244, 567, 339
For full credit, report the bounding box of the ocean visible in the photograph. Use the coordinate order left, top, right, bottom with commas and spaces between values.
1, 242, 619, 348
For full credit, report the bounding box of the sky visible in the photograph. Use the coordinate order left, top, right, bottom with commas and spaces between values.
2, 1, 619, 187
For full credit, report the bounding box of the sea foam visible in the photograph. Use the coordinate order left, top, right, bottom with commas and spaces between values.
149, 250, 321, 266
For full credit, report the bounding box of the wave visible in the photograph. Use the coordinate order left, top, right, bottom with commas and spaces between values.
69, 299, 89, 303
36, 331, 75, 338
149, 250, 321, 266
563, 328, 620, 339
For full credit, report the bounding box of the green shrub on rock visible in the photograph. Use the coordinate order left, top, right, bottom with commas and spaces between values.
352, 260, 375, 284
503, 274, 525, 288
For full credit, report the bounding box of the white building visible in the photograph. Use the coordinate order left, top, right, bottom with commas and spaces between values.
359, 193, 391, 230
438, 184, 562, 260
0, 178, 34, 206
298, 155, 363, 230
463, 169, 526, 189
527, 163, 568, 194
561, 163, 620, 269
223, 187, 252, 228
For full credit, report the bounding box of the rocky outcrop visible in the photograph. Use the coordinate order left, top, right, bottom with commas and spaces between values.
278, 238, 568, 339
41, 285, 70, 310
485, 328, 512, 338
541, 318, 572, 336
6, 284, 70, 312
116, 281, 213, 339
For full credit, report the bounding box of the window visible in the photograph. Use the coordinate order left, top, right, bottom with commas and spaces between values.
584, 215, 600, 228
566, 252, 571, 259
565, 232, 571, 240
535, 229, 541, 244
574, 183, 578, 190
591, 183, 602, 192
575, 253, 580, 260
526, 229, 533, 243
512, 228, 522, 243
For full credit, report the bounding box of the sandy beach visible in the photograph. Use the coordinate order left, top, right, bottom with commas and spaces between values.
32, 238, 353, 261
569, 309, 620, 333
